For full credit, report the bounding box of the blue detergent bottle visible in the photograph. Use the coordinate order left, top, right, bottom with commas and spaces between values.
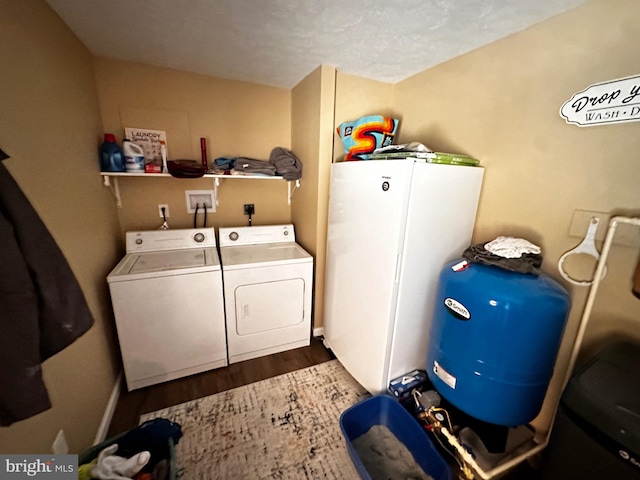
100, 133, 125, 172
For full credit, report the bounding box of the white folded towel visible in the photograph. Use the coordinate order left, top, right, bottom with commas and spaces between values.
484, 236, 541, 259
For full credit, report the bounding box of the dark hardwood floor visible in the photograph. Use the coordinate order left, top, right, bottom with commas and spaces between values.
107, 338, 540, 478
107, 336, 334, 438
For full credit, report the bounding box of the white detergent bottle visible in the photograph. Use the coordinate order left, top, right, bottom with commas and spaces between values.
123, 139, 145, 173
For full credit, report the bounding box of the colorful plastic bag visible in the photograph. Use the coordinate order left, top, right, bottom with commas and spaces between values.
337, 115, 399, 161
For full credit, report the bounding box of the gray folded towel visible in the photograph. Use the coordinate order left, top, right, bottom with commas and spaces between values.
234, 157, 276, 176
269, 147, 303, 180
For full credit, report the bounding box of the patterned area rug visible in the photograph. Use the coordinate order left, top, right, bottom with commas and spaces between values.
140, 360, 370, 479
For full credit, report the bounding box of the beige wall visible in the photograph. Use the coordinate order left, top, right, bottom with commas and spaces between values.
94, 58, 293, 234
0, 0, 121, 453
291, 65, 336, 330
394, 0, 640, 436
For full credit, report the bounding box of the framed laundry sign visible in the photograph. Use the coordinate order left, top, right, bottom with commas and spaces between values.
560, 74, 640, 127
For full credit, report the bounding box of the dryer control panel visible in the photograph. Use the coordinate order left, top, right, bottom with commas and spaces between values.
219, 224, 295, 247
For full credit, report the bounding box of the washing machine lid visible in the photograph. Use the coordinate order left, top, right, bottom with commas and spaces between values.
220, 242, 312, 269
108, 247, 220, 282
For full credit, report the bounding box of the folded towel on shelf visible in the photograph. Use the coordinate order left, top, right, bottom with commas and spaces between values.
269, 147, 303, 180
213, 157, 236, 170
234, 157, 276, 176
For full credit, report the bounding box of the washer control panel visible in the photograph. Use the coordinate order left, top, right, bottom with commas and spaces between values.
126, 227, 216, 253
219, 224, 295, 247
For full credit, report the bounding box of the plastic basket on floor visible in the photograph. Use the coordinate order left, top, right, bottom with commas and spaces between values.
340, 394, 451, 480
78, 419, 179, 480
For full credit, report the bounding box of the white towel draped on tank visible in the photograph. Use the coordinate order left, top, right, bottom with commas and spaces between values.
484, 236, 541, 258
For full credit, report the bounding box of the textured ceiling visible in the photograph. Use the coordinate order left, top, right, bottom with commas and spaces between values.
45, 0, 587, 89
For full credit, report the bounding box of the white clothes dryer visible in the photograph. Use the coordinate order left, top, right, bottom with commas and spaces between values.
107, 228, 227, 390
218, 224, 313, 364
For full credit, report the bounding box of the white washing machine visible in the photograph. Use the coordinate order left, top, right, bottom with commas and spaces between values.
107, 228, 227, 390
218, 224, 313, 364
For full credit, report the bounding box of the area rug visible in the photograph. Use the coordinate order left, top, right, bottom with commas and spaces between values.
140, 360, 370, 479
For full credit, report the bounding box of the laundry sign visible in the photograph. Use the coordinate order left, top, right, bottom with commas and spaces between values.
560, 74, 640, 127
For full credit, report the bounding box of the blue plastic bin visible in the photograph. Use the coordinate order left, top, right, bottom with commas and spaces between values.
340, 395, 452, 480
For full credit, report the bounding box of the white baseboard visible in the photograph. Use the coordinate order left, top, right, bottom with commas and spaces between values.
93, 371, 122, 445
313, 327, 324, 338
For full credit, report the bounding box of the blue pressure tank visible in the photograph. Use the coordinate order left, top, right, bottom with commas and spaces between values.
426, 259, 571, 427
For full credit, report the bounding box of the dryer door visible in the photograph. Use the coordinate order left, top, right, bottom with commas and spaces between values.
224, 262, 312, 363
235, 278, 304, 334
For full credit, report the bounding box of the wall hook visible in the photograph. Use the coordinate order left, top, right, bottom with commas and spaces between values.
558, 216, 607, 286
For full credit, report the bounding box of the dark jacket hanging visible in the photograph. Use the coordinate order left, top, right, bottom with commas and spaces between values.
0, 149, 94, 426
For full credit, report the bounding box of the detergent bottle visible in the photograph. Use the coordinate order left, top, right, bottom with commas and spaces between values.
99, 134, 125, 172
123, 139, 145, 173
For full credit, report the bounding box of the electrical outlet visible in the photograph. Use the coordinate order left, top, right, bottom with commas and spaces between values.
158, 204, 170, 218
244, 204, 255, 215
186, 190, 216, 213
52, 429, 68, 454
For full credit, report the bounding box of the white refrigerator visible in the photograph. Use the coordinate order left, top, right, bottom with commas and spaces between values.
323, 158, 484, 393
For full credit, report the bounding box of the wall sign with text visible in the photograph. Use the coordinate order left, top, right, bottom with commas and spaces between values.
560, 74, 640, 127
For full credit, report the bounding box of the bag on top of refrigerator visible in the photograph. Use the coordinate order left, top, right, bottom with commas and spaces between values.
336, 115, 399, 161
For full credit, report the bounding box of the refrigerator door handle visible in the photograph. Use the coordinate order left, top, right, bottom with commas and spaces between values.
394, 253, 402, 284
